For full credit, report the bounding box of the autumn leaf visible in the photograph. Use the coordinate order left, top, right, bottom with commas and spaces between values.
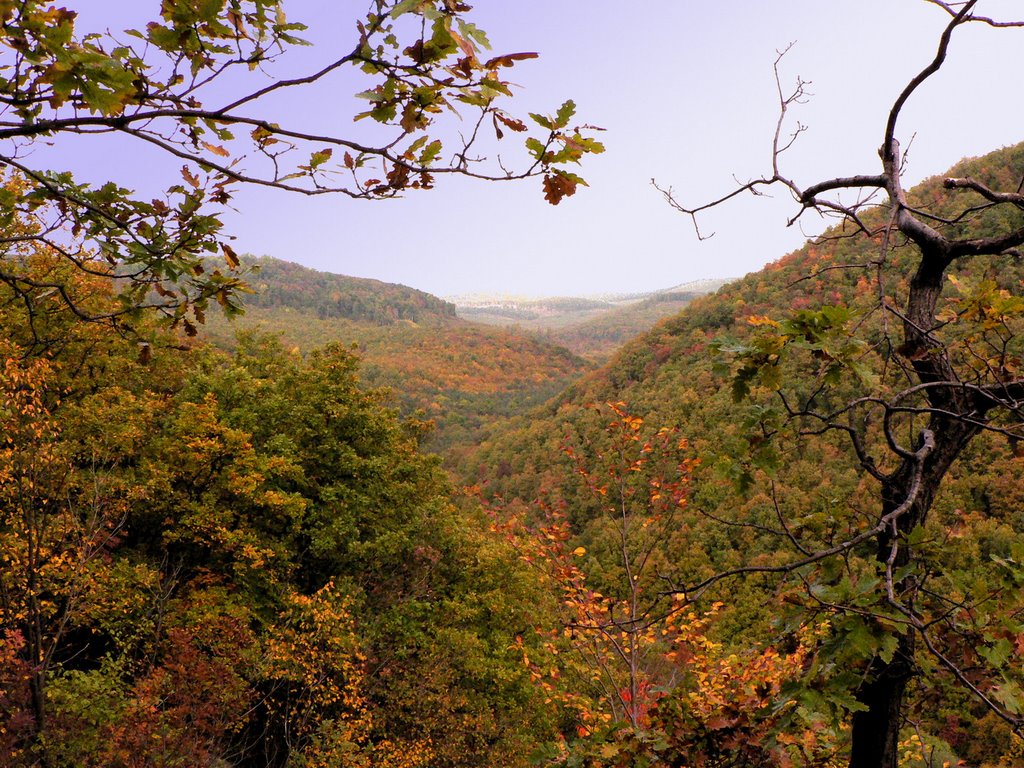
387, 163, 411, 189
226, 8, 248, 38
181, 166, 200, 189
221, 243, 240, 270
495, 112, 527, 133
449, 29, 475, 59
554, 99, 576, 129
203, 142, 230, 157
484, 52, 539, 69
309, 148, 333, 168
542, 173, 577, 206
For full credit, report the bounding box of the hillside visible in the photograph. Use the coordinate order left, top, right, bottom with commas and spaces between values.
239, 255, 459, 325
452, 294, 618, 327
461, 144, 1024, 765
202, 257, 591, 454
465, 144, 1024, 489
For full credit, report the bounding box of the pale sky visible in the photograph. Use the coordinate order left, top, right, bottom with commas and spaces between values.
55, 1, 1024, 298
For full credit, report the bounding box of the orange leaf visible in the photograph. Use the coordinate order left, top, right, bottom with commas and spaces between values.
203, 142, 230, 157
542, 173, 577, 206
221, 242, 240, 269
485, 52, 539, 69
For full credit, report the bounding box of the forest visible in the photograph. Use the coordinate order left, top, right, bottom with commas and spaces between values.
2, 2, 1024, 768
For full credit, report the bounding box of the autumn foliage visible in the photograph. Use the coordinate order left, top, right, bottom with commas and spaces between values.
0, 255, 558, 766
484, 404, 843, 766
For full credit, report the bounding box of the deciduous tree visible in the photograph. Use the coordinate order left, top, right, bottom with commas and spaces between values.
660, 2, 1024, 765
489, 404, 843, 766
0, 250, 563, 765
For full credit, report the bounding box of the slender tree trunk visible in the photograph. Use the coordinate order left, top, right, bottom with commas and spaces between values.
847, 411, 980, 767
849, 633, 915, 768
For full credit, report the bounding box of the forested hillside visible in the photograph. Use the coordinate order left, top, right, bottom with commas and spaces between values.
462, 143, 1024, 766
240, 256, 459, 325
5, 1, 1024, 764
0, 258, 575, 767
544, 287, 724, 361
201, 257, 591, 454
8, 142, 1024, 768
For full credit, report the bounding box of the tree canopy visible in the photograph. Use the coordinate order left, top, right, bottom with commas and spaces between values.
8, 2, 1024, 767
0, 254, 572, 766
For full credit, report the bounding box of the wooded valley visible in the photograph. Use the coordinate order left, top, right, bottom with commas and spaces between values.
2, 2, 1024, 767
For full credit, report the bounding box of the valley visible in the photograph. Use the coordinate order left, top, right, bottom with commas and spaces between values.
7, 142, 1024, 768
5, 4, 1024, 764
448, 279, 731, 361
161, 145, 1024, 768
187, 146, 1024, 766
200, 256, 727, 455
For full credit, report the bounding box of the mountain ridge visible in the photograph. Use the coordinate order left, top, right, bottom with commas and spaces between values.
240, 255, 459, 326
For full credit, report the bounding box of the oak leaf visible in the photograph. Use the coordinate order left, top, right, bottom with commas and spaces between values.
542, 173, 577, 206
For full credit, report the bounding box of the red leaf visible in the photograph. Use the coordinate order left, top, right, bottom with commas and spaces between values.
495, 112, 527, 133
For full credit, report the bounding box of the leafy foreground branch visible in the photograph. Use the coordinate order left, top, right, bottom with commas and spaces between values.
0, 1, 602, 346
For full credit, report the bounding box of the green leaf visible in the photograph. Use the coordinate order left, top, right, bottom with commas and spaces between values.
310, 148, 333, 168
877, 633, 899, 664
455, 90, 492, 108
407, 135, 429, 154
525, 137, 546, 159
554, 99, 576, 129
419, 139, 443, 166
980, 637, 1014, 667
479, 78, 512, 97
906, 524, 929, 547
528, 113, 553, 130
390, 0, 424, 19
457, 20, 491, 50
994, 681, 1024, 715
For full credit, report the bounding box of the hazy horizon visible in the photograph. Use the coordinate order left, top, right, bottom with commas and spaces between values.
48, 1, 1024, 298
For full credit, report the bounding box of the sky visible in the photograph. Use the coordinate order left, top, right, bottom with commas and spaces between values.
56, 1, 1024, 298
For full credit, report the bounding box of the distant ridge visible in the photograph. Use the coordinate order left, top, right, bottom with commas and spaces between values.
200, 254, 591, 454
660, 277, 736, 294
446, 278, 735, 309
241, 255, 458, 326
448, 278, 735, 361
464, 142, 1024, 497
